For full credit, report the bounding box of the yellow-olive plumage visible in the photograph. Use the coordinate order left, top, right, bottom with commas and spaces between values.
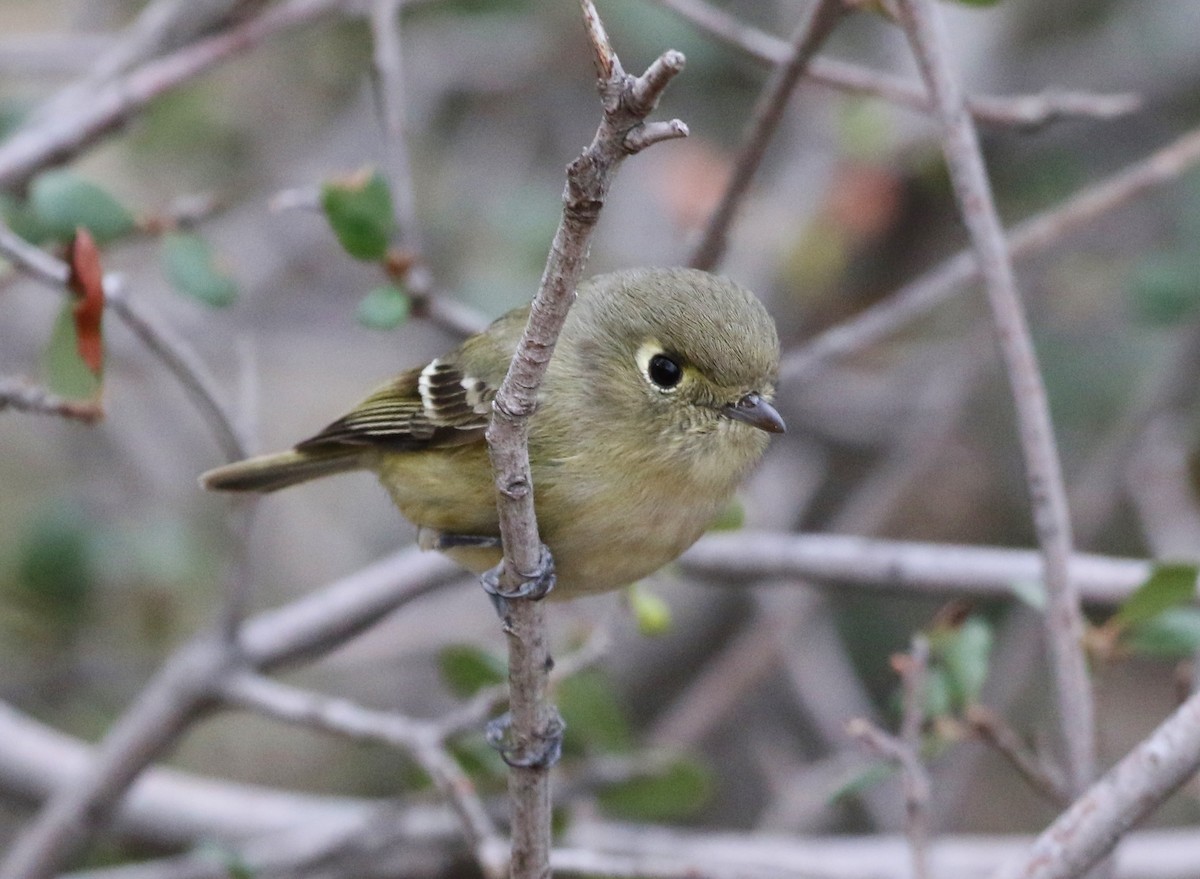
202, 268, 784, 597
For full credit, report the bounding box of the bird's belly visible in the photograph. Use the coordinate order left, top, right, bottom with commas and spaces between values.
370, 447, 730, 598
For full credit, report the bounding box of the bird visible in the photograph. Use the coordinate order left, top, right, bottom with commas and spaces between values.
201, 267, 784, 599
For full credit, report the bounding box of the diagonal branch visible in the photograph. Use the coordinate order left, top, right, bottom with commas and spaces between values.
0, 548, 459, 879
653, 0, 1139, 129
993, 690, 1200, 879
689, 0, 848, 272
0, 0, 351, 190
482, 3, 686, 877
781, 125, 1200, 385
0, 377, 103, 423
894, 0, 1094, 798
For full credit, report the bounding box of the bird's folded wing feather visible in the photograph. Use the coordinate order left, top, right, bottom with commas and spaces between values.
296, 357, 496, 452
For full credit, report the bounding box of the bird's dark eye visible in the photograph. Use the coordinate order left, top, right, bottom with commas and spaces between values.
648, 353, 683, 389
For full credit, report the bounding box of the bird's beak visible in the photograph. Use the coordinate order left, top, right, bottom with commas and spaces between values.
722, 392, 786, 434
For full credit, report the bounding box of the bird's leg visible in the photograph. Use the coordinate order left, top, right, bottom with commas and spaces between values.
479, 542, 556, 603
478, 542, 563, 767
485, 708, 566, 769
421, 529, 503, 551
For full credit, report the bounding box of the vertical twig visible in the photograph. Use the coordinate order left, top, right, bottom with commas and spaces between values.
367, 0, 486, 338
894, 0, 1095, 798
689, 0, 848, 271
483, 4, 686, 877
897, 636, 932, 879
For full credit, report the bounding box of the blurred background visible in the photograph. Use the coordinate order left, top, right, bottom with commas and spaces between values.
2, 0, 1200, 866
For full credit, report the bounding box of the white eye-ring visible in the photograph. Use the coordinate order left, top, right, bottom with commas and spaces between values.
636, 341, 683, 391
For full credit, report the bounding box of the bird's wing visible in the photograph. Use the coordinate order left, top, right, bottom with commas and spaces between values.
296, 357, 496, 452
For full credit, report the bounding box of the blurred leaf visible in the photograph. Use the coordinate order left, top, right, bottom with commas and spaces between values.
1129, 253, 1200, 326
1114, 564, 1198, 629
596, 757, 711, 822
29, 170, 134, 244
627, 584, 672, 636
0, 193, 54, 244
438, 644, 506, 698
828, 760, 897, 803
321, 168, 394, 260
708, 498, 744, 532
934, 615, 994, 709
192, 842, 254, 879
44, 301, 102, 399
15, 506, 95, 629
161, 233, 238, 307
558, 669, 632, 755
1125, 609, 1200, 658
356, 285, 410, 329
447, 735, 508, 785
1009, 578, 1046, 610
922, 666, 954, 719
67, 230, 105, 375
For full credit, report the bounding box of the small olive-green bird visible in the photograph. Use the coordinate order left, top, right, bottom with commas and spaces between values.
202, 267, 784, 598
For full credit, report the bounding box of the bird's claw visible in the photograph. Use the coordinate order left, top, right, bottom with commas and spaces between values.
480, 543, 556, 604
485, 709, 566, 769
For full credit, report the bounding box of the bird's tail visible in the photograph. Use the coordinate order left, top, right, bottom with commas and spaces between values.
201, 448, 363, 494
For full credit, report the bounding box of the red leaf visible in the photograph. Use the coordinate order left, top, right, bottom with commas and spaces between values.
67, 228, 105, 375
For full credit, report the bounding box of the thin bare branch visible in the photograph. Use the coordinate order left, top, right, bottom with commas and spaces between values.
653, 0, 1139, 129
0, 0, 351, 189
682, 531, 1150, 605
481, 3, 687, 877
895, 0, 1094, 798
781, 124, 1200, 386
0, 548, 460, 879
221, 673, 508, 879
689, 0, 848, 271
967, 705, 1070, 806
0, 377, 103, 423
846, 717, 931, 879
994, 690, 1200, 879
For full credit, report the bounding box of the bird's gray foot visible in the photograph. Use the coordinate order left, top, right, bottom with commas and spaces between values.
480, 542, 556, 614
485, 708, 566, 769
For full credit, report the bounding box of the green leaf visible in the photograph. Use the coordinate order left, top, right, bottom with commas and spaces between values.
437, 644, 506, 698
43, 301, 101, 399
596, 758, 711, 822
1125, 609, 1200, 658
356, 285, 410, 329
15, 505, 95, 629
29, 170, 135, 244
447, 735, 508, 784
708, 498, 744, 532
1130, 253, 1200, 326
0, 193, 54, 244
1009, 578, 1047, 610
937, 616, 993, 709
627, 584, 672, 636
161, 233, 238, 307
1114, 564, 1198, 629
921, 667, 954, 719
320, 168, 395, 260
828, 760, 897, 804
558, 669, 632, 755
